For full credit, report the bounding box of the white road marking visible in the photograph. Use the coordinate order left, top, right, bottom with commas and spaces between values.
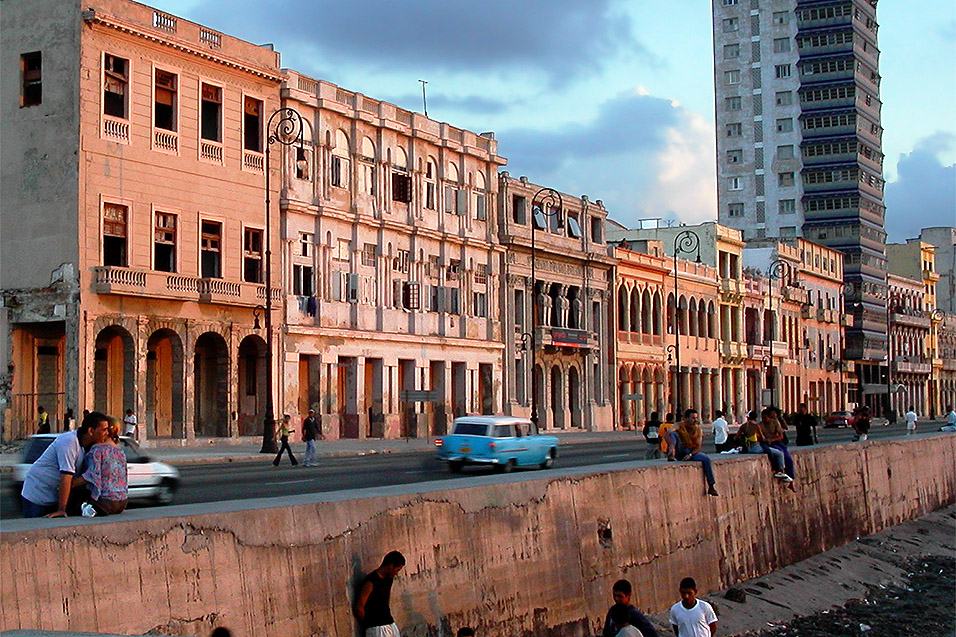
604, 453, 634, 459
260, 479, 314, 486
404, 470, 428, 474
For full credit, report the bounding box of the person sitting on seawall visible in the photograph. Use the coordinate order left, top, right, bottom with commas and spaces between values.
758, 408, 795, 488
643, 411, 663, 460
71, 415, 128, 515
739, 410, 788, 482
940, 406, 956, 432
852, 405, 871, 441
660, 412, 676, 461
670, 409, 718, 497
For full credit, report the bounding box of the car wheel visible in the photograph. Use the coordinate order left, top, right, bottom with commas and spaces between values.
540, 449, 556, 469
448, 461, 463, 474
153, 479, 177, 505
499, 459, 516, 474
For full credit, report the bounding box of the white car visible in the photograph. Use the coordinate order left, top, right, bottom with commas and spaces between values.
12, 434, 180, 506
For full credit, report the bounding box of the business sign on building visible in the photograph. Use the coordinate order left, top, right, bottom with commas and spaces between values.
551, 328, 590, 348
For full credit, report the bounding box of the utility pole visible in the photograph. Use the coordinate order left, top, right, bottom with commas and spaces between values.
418, 79, 428, 117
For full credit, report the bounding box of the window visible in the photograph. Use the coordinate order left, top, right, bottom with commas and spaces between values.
474, 264, 487, 285
401, 282, 421, 310
243, 228, 263, 283
475, 193, 486, 221
722, 0, 738, 5
361, 243, 376, 267
777, 145, 794, 159
447, 259, 461, 281
591, 217, 603, 244
775, 91, 793, 106
724, 44, 740, 59
473, 292, 487, 318
512, 195, 527, 224
727, 149, 743, 164
779, 199, 796, 214
774, 64, 791, 79
424, 160, 437, 209
567, 213, 582, 238
781, 226, 797, 238
725, 96, 742, 111
200, 221, 222, 278
445, 186, 466, 215
773, 38, 791, 53
394, 249, 410, 273
103, 54, 129, 118
154, 212, 176, 272
728, 203, 744, 217
392, 170, 412, 203
726, 123, 742, 137
772, 11, 788, 25
154, 69, 177, 131
778, 172, 794, 187
723, 17, 739, 32
776, 118, 793, 133
725, 70, 741, 85
200, 83, 222, 142
335, 238, 351, 261
103, 204, 128, 267
300, 232, 313, 258
728, 176, 742, 191
243, 97, 262, 152
293, 264, 314, 296
20, 52, 41, 107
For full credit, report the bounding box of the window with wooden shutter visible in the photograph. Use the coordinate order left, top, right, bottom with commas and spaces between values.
402, 282, 420, 310
392, 171, 412, 203
200, 221, 222, 278
103, 204, 128, 267
154, 212, 176, 272
104, 54, 128, 118
243, 97, 262, 152
154, 69, 177, 131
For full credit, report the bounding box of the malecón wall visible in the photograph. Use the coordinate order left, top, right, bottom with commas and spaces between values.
2, 435, 954, 636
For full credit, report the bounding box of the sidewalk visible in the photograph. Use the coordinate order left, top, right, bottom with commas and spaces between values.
0, 428, 647, 472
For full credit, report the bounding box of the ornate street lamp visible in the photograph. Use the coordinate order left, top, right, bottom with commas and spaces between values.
527, 187, 563, 428
928, 308, 943, 419
259, 107, 307, 454
670, 230, 701, 416
766, 259, 792, 408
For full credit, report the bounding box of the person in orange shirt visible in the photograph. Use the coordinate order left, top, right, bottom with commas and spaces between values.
659, 412, 676, 461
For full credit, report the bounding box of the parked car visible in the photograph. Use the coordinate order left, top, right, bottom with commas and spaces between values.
435, 416, 558, 473
824, 411, 853, 428
11, 434, 180, 505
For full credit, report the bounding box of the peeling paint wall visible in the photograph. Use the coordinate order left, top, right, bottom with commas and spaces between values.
2, 435, 954, 636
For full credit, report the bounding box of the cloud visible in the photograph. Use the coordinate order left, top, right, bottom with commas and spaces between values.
190, 0, 649, 85
495, 89, 715, 227
884, 132, 956, 242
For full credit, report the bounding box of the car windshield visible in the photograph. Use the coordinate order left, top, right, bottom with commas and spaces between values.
121, 438, 144, 463
452, 422, 489, 436
22, 437, 55, 464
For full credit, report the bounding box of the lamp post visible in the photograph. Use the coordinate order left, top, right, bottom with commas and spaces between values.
665, 343, 677, 415
929, 308, 943, 419
259, 107, 306, 454
837, 282, 855, 410
527, 187, 563, 428
766, 259, 792, 408
670, 230, 701, 417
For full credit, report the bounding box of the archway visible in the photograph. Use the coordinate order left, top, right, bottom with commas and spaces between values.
238, 335, 267, 436
568, 366, 581, 428
146, 329, 184, 439
194, 332, 229, 437
550, 365, 565, 429
93, 325, 135, 419
533, 365, 545, 429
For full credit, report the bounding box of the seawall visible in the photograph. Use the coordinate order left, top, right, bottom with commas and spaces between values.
2, 434, 954, 636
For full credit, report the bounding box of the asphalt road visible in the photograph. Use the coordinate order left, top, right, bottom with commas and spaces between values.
0, 422, 927, 520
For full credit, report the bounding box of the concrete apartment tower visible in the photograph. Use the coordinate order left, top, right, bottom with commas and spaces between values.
713, 0, 888, 409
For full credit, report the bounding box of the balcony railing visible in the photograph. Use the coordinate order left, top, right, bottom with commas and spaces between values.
892, 358, 931, 375
102, 116, 129, 143
783, 286, 810, 304
200, 141, 223, 164
243, 150, 264, 172
92, 266, 280, 307
153, 129, 178, 153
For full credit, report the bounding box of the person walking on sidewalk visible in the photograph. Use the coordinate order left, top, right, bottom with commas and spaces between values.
791, 403, 818, 446
123, 408, 138, 440
302, 408, 321, 466
273, 414, 298, 466
904, 406, 918, 435
354, 551, 406, 637
669, 577, 717, 637
601, 579, 659, 637
711, 410, 730, 453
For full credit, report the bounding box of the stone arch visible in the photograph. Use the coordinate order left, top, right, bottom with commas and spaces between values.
146, 328, 184, 439
618, 285, 629, 332
653, 291, 663, 336
194, 331, 229, 437
688, 298, 699, 336
93, 325, 135, 419
551, 364, 565, 429
568, 365, 581, 428
641, 288, 653, 334
629, 286, 640, 333
237, 334, 268, 436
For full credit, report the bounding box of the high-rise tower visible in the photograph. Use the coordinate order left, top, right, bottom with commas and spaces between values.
713, 0, 888, 406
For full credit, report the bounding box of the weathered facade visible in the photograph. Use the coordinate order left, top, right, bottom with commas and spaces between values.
497, 175, 615, 431
1, 0, 283, 441
277, 72, 506, 439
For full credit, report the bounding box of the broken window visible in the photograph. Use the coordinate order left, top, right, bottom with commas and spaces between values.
200, 221, 222, 278
299, 232, 313, 258
154, 69, 177, 131
591, 217, 603, 244
392, 170, 412, 203
293, 264, 314, 296
200, 83, 221, 142
512, 195, 527, 224
154, 212, 177, 272
243, 96, 262, 152
20, 52, 41, 107
102, 203, 128, 267
103, 54, 128, 118
243, 228, 263, 283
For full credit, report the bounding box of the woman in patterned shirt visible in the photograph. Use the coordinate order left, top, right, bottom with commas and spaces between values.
73, 416, 128, 514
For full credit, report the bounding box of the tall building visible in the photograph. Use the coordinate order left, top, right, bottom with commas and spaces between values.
713, 0, 888, 407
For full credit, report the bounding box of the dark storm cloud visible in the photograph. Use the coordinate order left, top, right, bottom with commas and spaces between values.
495, 91, 679, 175
884, 132, 956, 242
190, 0, 649, 83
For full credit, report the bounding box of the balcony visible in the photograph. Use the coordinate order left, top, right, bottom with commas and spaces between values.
200, 140, 223, 164
153, 129, 179, 154
720, 278, 743, 298
102, 115, 130, 143
801, 305, 813, 320
747, 344, 770, 360
891, 312, 931, 329
721, 341, 746, 361
783, 286, 810, 305
92, 266, 281, 306
537, 325, 597, 350
770, 340, 789, 357
892, 358, 931, 375
243, 150, 264, 172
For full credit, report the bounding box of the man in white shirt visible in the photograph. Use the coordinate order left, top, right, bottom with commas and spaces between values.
669, 577, 717, 637
711, 410, 729, 453
904, 406, 918, 435
123, 409, 137, 439
940, 406, 956, 432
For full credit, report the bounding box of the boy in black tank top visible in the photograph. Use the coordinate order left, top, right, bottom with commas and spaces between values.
354, 551, 406, 637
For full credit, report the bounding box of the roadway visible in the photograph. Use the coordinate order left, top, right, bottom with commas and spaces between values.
0, 421, 928, 520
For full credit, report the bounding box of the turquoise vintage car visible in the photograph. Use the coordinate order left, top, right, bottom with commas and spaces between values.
435, 416, 559, 473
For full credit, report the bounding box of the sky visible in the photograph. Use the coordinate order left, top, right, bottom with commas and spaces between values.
160, 0, 956, 242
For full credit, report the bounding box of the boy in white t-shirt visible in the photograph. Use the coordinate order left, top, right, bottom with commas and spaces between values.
904, 407, 917, 435
669, 577, 717, 637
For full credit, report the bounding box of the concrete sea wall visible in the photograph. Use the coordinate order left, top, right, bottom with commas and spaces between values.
2, 435, 954, 636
